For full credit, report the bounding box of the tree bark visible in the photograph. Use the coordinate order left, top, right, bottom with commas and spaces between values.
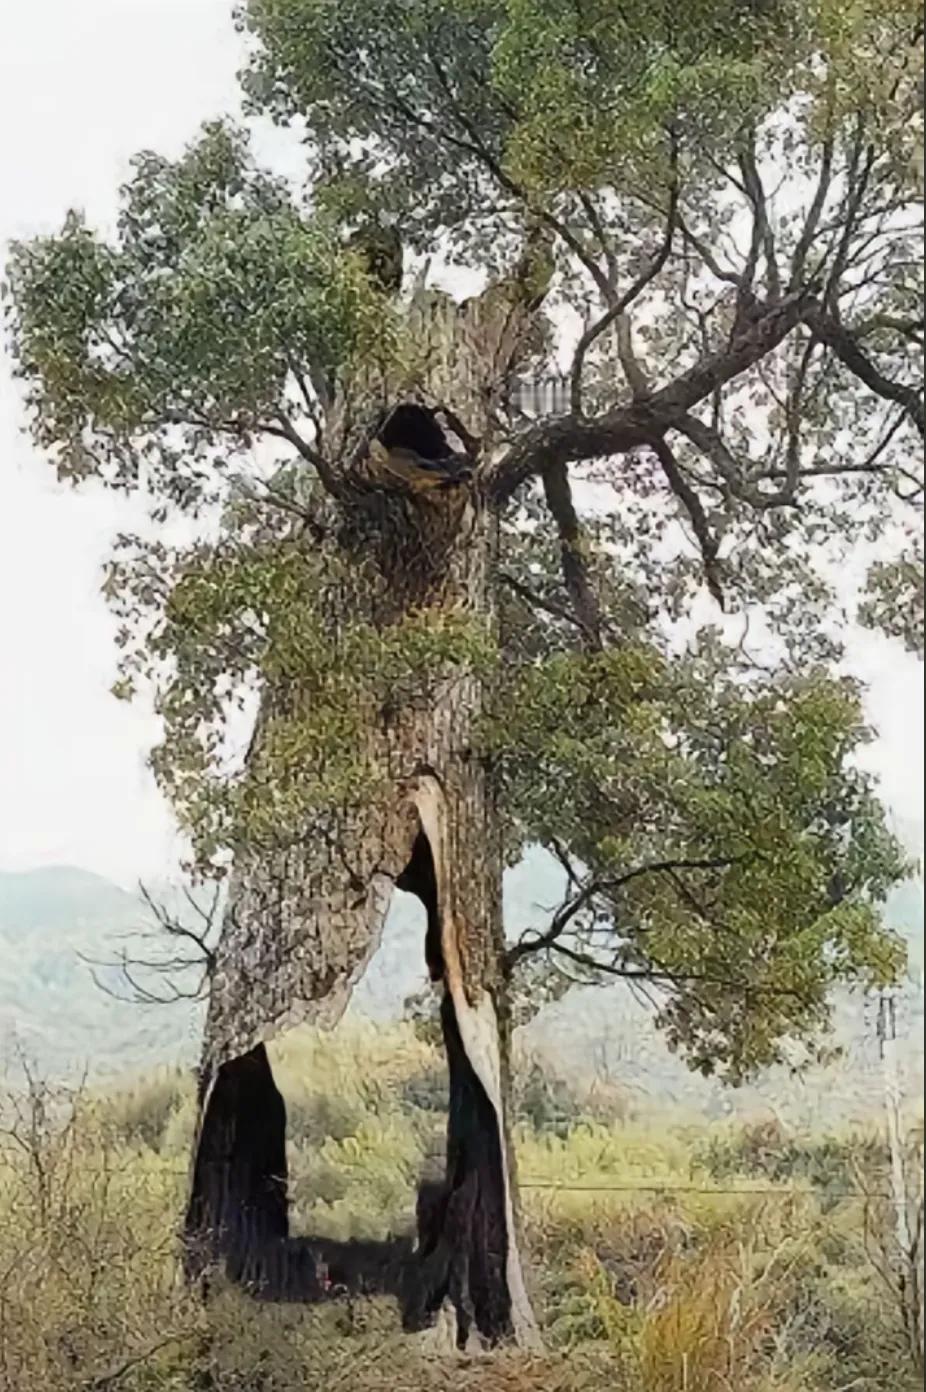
184, 278, 546, 1348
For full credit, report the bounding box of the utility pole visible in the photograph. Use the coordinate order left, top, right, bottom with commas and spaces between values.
875, 987, 913, 1259
871, 984, 924, 1371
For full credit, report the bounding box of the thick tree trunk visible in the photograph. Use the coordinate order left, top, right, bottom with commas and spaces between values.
184, 279, 545, 1348
404, 772, 537, 1348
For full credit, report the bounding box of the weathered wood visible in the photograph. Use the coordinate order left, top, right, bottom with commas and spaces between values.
184, 269, 547, 1348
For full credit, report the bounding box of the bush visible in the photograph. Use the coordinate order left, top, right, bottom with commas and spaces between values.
514, 1057, 586, 1137
1, 1036, 922, 1392
91, 1066, 190, 1150
692, 1121, 890, 1208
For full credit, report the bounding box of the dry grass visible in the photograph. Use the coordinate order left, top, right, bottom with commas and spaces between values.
0, 1030, 921, 1392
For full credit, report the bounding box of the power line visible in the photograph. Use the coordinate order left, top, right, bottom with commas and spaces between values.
0, 1158, 894, 1201
518, 1179, 892, 1199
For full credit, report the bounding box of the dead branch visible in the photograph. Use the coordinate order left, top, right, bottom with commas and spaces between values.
80, 883, 221, 1008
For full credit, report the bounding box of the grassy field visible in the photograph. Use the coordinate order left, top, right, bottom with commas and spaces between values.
0, 1022, 921, 1391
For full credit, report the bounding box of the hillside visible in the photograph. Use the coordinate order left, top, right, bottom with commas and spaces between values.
1, 859, 922, 1124
0, 866, 204, 1080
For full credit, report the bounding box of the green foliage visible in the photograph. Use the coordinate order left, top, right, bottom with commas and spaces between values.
92, 1068, 190, 1151
5, 121, 397, 496
240, 0, 921, 219
1, 1033, 922, 1389
489, 631, 910, 1080
860, 546, 925, 657
514, 1056, 587, 1138
692, 1120, 889, 1205
102, 519, 498, 868
3, 0, 920, 1083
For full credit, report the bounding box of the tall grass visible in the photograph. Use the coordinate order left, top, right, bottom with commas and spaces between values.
0, 1023, 920, 1391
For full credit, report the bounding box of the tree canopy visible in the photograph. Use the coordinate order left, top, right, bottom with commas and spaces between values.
5, 0, 923, 1083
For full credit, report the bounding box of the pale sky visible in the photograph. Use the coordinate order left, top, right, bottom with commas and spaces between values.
0, 1, 922, 890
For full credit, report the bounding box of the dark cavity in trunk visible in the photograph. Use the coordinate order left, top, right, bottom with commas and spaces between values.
182, 829, 513, 1349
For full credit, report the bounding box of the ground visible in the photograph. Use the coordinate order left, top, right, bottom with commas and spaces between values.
0, 1021, 921, 1391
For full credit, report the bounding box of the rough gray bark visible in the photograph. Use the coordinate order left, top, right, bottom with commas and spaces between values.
184, 269, 548, 1348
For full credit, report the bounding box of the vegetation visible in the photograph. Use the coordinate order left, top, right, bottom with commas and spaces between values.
4, 0, 921, 1081
0, 1025, 922, 1390
3, 0, 923, 1352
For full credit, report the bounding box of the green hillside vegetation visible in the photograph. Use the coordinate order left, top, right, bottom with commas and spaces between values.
1, 862, 922, 1130
0, 867, 205, 1079
0, 1021, 921, 1391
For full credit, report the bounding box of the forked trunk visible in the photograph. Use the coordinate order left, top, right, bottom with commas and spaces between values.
183, 278, 548, 1348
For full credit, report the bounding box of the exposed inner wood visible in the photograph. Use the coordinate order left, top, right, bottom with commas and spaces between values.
184, 815, 538, 1349
183, 278, 548, 1346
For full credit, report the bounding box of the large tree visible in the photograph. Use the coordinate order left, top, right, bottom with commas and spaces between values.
6, 0, 923, 1351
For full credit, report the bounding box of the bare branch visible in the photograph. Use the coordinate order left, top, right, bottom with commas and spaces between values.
649, 435, 725, 608
506, 879, 602, 969
81, 884, 221, 1008
138, 883, 219, 969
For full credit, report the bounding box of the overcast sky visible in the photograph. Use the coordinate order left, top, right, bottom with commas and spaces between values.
0, 0, 922, 890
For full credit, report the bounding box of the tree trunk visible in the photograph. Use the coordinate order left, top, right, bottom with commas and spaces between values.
184, 278, 546, 1349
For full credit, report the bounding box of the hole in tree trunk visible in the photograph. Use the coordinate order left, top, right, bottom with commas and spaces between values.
396, 829, 444, 982
182, 1044, 316, 1296
376, 403, 452, 462
395, 828, 514, 1348
184, 826, 514, 1347
183, 1040, 416, 1303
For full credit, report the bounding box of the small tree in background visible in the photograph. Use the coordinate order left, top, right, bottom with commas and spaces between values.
6, 0, 922, 1349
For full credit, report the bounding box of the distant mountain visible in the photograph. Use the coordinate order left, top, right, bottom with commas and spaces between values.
0, 866, 204, 1081
0, 859, 922, 1126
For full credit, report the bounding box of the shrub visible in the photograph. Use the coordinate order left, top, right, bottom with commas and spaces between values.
692, 1121, 889, 1206
91, 1066, 190, 1150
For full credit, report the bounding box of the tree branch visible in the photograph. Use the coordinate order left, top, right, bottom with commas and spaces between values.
822, 119, 876, 310
422, 40, 612, 298
229, 476, 327, 541
506, 879, 602, 970
505, 855, 747, 969
805, 308, 925, 439
790, 95, 836, 291
499, 569, 603, 641
570, 140, 679, 414
672, 212, 742, 284
649, 436, 725, 608
541, 464, 604, 649
738, 133, 782, 303
486, 289, 814, 501
540, 939, 797, 997
269, 412, 346, 497
81, 884, 221, 1007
